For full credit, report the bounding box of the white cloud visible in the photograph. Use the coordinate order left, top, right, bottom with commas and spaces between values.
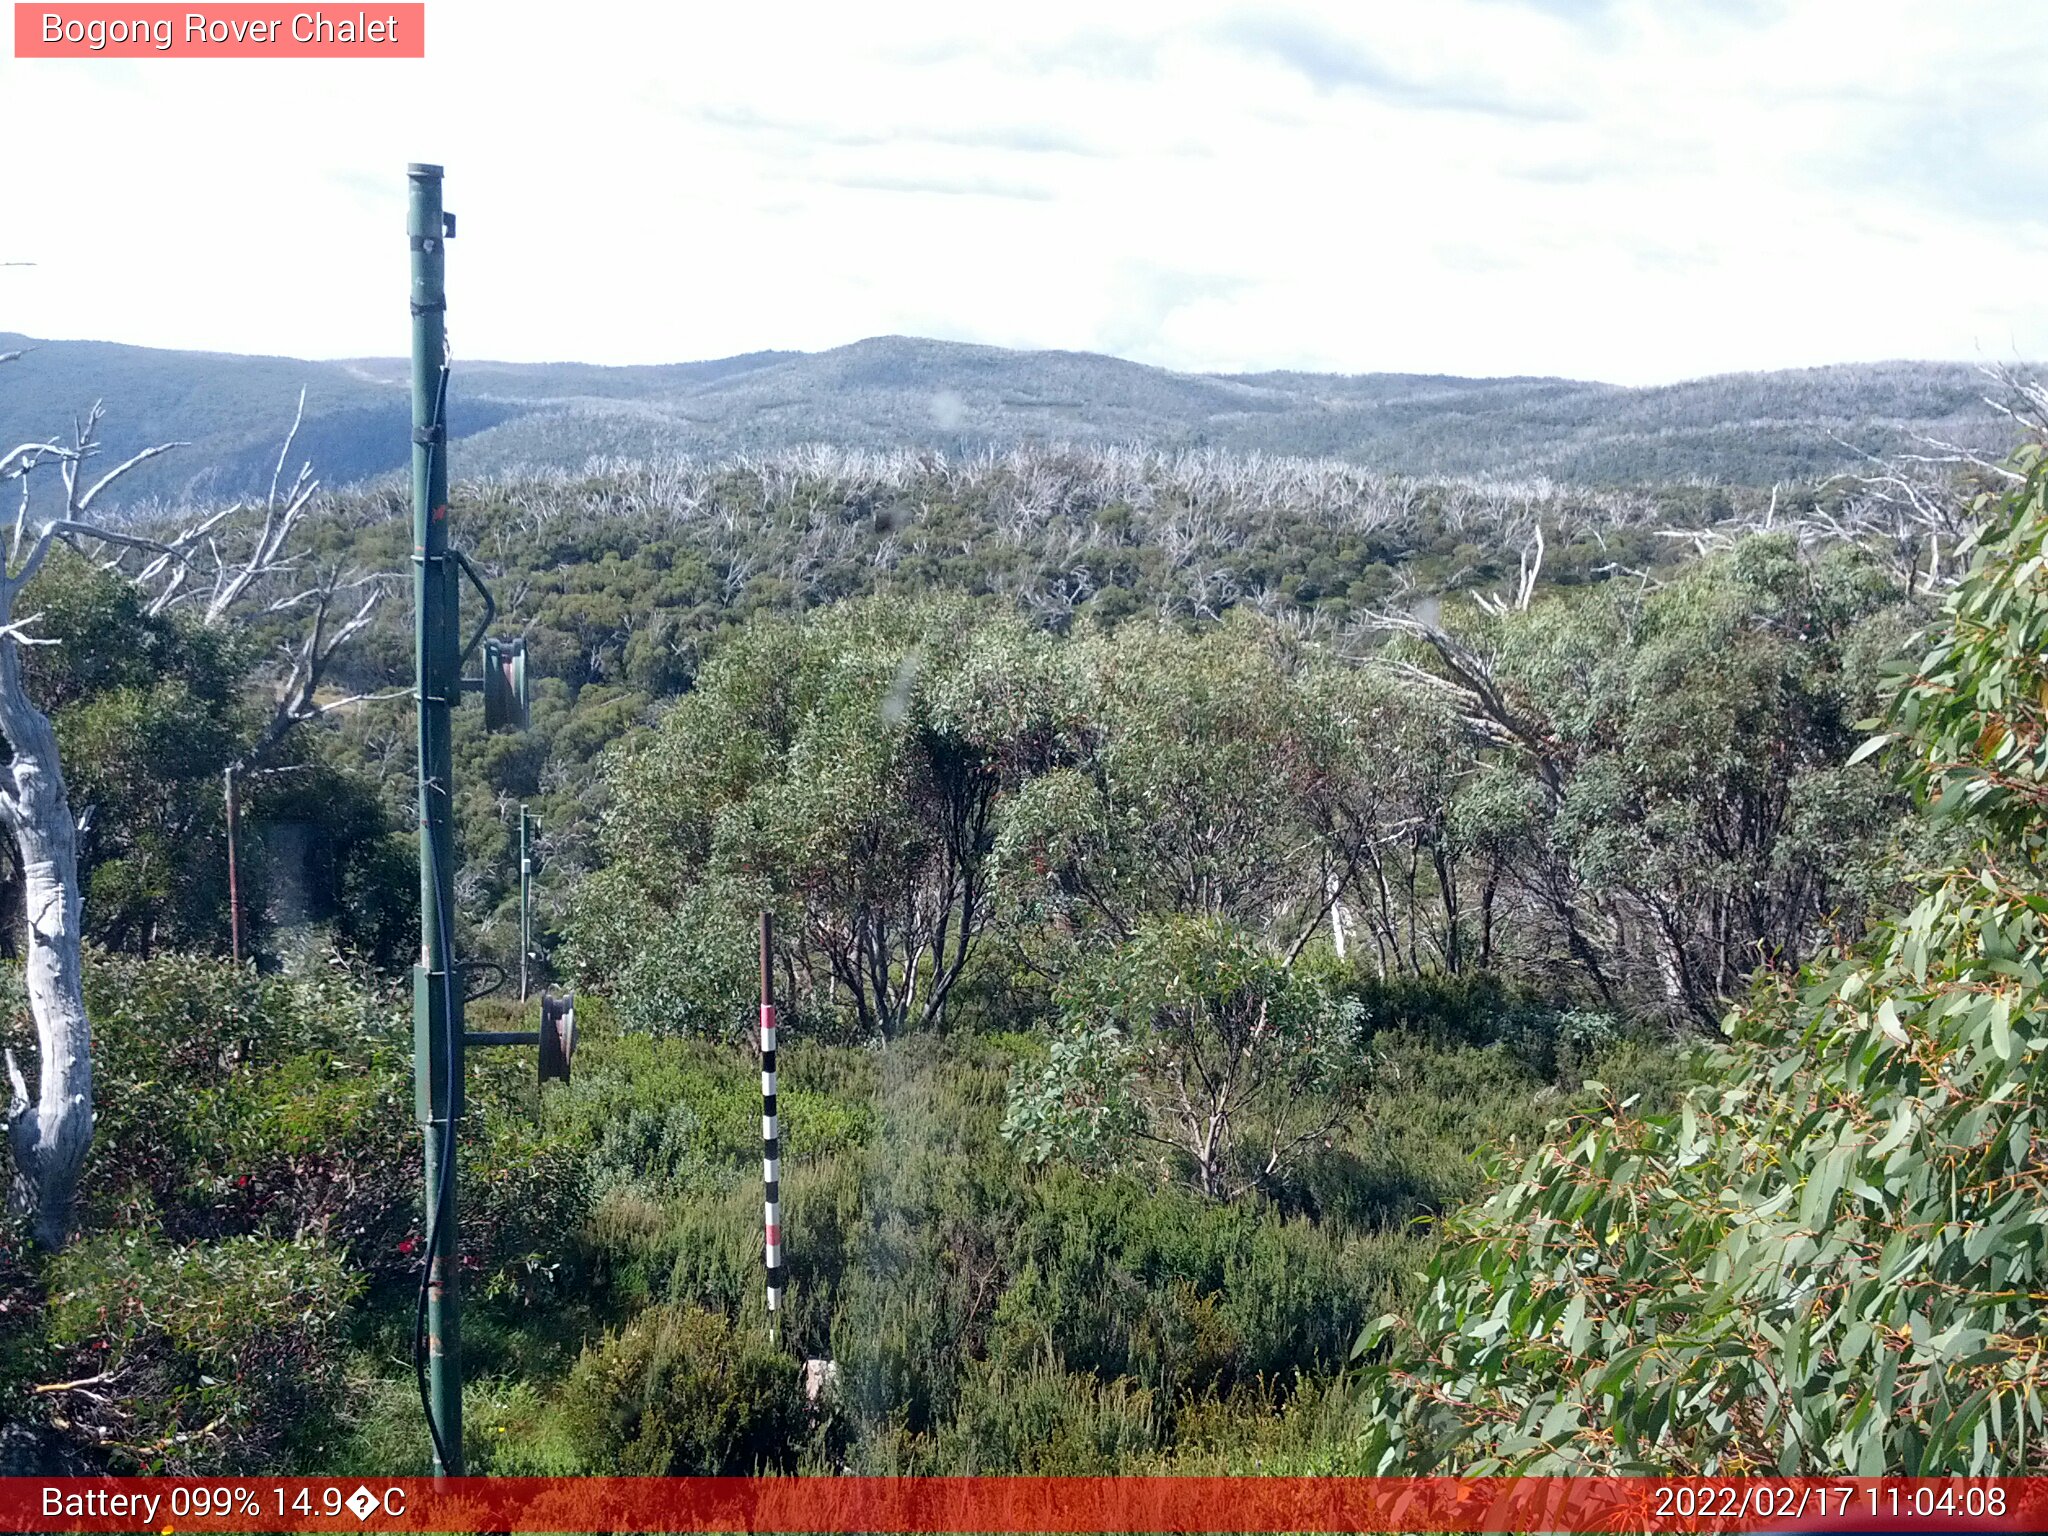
1, 0, 2041, 383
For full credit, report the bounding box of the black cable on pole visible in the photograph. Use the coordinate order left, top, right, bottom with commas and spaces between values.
412, 361, 458, 1476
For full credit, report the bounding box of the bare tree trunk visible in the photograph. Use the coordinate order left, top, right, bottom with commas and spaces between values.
1478, 864, 1499, 969
0, 633, 91, 1250
0, 371, 381, 1251
1431, 836, 1461, 973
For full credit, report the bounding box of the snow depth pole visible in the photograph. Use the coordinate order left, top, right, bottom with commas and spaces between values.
409, 161, 464, 1480
761, 912, 782, 1342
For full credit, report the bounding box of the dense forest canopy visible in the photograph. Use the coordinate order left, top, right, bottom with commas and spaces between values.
1, 355, 2042, 1477
250, 440, 1974, 1012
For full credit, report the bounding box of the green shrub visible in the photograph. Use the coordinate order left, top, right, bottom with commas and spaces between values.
44, 1233, 360, 1472
460, 1053, 592, 1313
831, 1039, 1024, 1439
834, 1266, 973, 1447
557, 1303, 804, 1474
569, 872, 760, 1041
461, 1378, 584, 1475
1005, 918, 1368, 1199
936, 1360, 1159, 1472
58, 952, 415, 1267
322, 1372, 586, 1478
1342, 970, 1625, 1081
984, 1167, 1400, 1405
1346, 970, 1539, 1049
562, 1034, 874, 1202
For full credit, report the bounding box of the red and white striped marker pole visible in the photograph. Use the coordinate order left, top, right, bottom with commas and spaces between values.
760, 912, 782, 1341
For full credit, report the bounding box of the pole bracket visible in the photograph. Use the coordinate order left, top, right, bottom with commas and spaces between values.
450, 548, 497, 666
464, 1030, 540, 1049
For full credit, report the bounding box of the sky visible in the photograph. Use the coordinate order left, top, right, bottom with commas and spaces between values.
2, 0, 2044, 385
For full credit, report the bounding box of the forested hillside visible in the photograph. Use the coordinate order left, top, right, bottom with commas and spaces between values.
0, 330, 2023, 505
260, 441, 1964, 996
1, 341, 2041, 1477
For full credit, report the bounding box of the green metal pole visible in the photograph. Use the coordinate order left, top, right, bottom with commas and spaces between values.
409, 161, 464, 1480
519, 804, 530, 1003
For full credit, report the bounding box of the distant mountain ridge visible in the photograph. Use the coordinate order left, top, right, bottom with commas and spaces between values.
0, 331, 2025, 505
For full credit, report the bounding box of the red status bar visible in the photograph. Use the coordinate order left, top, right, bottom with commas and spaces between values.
4, 1476, 2042, 1533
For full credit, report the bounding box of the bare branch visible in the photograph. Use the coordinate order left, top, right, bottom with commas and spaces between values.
1517, 521, 1544, 610
31, 1369, 118, 1396
1358, 608, 1566, 801
0, 441, 71, 483
57, 403, 104, 512
11, 473, 31, 568
306, 685, 410, 717
269, 386, 307, 512
45, 519, 182, 560
72, 441, 188, 515
3, 520, 60, 594
0, 612, 60, 647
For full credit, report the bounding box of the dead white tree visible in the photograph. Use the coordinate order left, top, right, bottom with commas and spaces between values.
1360, 606, 1566, 805
0, 393, 183, 1246
0, 371, 394, 1247
55, 391, 401, 771
1474, 521, 1545, 617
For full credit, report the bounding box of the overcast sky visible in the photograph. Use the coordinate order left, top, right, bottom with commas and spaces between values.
3, 0, 2042, 384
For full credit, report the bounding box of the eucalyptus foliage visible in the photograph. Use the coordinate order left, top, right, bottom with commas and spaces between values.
1353, 444, 2048, 1474
1005, 918, 1367, 1200
568, 596, 1070, 1040
1396, 536, 1915, 1022
996, 618, 1453, 967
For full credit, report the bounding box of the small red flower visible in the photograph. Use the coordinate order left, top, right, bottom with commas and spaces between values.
397, 1238, 416, 1255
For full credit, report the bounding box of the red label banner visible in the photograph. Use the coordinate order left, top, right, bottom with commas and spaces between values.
13, 4, 424, 57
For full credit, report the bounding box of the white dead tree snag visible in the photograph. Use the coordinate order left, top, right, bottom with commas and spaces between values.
58, 389, 402, 771
0, 568, 88, 1247
0, 430, 131, 1248
0, 369, 389, 1248
1474, 521, 1545, 617
0, 380, 193, 1245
